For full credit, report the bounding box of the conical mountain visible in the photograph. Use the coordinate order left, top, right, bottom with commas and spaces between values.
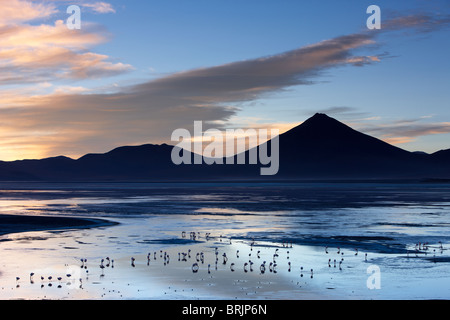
260, 113, 430, 178
280, 113, 409, 157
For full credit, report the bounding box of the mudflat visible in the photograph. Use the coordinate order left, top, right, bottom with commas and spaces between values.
0, 214, 117, 236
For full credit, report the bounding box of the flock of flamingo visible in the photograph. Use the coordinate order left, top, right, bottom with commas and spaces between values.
9, 230, 447, 298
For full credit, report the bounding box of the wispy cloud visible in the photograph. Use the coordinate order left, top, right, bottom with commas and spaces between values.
339, 115, 450, 153
81, 2, 116, 14
383, 13, 450, 33
302, 106, 370, 120
360, 119, 450, 143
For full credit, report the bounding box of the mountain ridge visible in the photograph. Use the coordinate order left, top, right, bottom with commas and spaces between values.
0, 113, 449, 181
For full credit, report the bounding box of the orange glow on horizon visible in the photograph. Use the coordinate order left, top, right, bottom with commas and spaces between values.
0, 144, 50, 162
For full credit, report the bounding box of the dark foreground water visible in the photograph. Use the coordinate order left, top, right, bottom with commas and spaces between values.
0, 182, 449, 299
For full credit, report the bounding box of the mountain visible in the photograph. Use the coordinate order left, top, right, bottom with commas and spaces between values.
431, 149, 450, 163
0, 144, 186, 181
0, 113, 449, 181
273, 113, 432, 178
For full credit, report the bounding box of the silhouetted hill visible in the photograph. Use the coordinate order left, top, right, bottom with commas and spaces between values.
431, 149, 450, 163
0, 113, 449, 181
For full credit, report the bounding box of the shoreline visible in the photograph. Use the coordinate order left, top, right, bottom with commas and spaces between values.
0, 214, 118, 237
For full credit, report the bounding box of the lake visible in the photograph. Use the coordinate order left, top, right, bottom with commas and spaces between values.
0, 182, 449, 299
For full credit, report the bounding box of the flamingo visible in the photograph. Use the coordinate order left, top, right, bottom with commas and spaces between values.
181, 252, 188, 262
260, 263, 266, 274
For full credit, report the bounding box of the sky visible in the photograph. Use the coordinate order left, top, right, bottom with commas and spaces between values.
0, 0, 449, 161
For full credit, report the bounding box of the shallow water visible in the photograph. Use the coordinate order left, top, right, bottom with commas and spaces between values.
0, 182, 449, 299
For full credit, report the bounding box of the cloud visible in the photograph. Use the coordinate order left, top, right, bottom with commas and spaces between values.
0, 3, 131, 85
383, 13, 450, 33
364, 121, 450, 139
0, 0, 57, 25
302, 106, 369, 119
354, 118, 450, 147
82, 2, 116, 14
382, 137, 415, 145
